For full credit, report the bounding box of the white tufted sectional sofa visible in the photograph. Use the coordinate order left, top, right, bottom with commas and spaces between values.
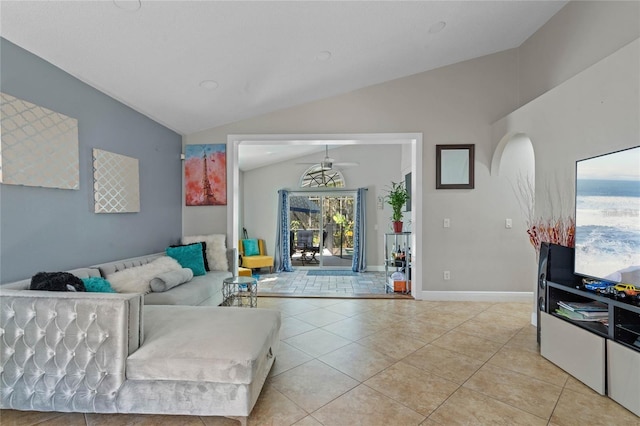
0, 265, 281, 425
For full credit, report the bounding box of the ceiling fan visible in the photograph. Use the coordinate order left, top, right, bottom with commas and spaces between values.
297, 145, 359, 170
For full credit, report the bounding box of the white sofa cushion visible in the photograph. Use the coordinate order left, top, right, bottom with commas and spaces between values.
182, 234, 229, 271
107, 257, 181, 294
127, 305, 280, 385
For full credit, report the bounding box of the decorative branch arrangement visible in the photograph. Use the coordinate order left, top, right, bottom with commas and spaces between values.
513, 173, 575, 261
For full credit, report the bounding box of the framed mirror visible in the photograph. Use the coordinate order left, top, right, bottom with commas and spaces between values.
436, 144, 475, 189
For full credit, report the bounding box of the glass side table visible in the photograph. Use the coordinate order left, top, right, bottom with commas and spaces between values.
222, 276, 257, 308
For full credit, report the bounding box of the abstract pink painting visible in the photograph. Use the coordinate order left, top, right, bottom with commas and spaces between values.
184, 144, 227, 206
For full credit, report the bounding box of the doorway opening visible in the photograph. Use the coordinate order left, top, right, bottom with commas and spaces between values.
228, 132, 423, 299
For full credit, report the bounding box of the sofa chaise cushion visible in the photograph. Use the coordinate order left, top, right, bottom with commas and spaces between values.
126, 305, 280, 385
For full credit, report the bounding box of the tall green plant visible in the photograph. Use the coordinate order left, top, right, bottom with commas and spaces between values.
385, 181, 409, 222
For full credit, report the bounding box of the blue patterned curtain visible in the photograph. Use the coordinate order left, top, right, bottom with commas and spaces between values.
274, 189, 293, 272
352, 187, 367, 272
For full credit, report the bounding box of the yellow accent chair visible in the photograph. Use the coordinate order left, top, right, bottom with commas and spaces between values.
238, 239, 274, 273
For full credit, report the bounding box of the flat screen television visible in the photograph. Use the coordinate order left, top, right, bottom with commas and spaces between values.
574, 145, 640, 287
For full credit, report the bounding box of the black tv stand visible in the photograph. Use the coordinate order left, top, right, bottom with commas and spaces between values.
540, 279, 639, 416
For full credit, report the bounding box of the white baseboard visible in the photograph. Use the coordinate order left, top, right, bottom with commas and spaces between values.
420, 291, 534, 303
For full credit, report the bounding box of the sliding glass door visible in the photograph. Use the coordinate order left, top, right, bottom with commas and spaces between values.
289, 192, 355, 269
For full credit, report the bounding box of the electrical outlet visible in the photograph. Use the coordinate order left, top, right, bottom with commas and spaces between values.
505, 218, 512, 229
443, 218, 450, 228
444, 270, 450, 280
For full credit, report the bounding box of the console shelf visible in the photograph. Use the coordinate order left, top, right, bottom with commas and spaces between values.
383, 232, 411, 294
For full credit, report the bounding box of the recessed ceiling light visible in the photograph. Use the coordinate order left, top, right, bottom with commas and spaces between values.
199, 80, 219, 90
113, 0, 141, 11
429, 21, 446, 34
316, 51, 332, 61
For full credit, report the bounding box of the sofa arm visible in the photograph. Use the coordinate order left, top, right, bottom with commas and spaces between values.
226, 247, 238, 275
0, 290, 143, 413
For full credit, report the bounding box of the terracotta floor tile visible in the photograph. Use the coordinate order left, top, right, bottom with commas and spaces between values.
463, 363, 563, 419
403, 344, 484, 384
353, 310, 405, 328
304, 298, 344, 308
487, 345, 568, 387
484, 302, 533, 324
323, 300, 373, 316
321, 316, 380, 341
293, 307, 348, 327
356, 329, 427, 360
430, 329, 504, 362
269, 359, 358, 412
242, 384, 307, 426
279, 316, 317, 339
312, 384, 425, 425
454, 318, 522, 344
364, 362, 459, 416
283, 328, 351, 357
276, 300, 320, 316
0, 410, 85, 426
270, 341, 314, 377
563, 375, 602, 397
413, 310, 471, 330
428, 387, 548, 426
550, 388, 640, 426
471, 309, 532, 328
291, 415, 323, 425
318, 342, 397, 381
395, 320, 449, 344
199, 416, 241, 425
504, 324, 539, 352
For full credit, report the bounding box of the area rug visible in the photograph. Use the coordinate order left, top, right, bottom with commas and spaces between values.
306, 270, 359, 276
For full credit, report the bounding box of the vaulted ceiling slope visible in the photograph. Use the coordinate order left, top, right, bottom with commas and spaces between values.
0, 1, 567, 135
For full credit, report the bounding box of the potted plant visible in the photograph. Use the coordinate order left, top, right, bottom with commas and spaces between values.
385, 180, 409, 233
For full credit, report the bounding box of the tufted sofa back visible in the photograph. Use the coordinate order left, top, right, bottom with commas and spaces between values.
93, 253, 164, 277
0, 289, 143, 413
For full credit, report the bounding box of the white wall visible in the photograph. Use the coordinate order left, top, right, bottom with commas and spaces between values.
241, 144, 402, 266
497, 38, 639, 220
518, 1, 639, 106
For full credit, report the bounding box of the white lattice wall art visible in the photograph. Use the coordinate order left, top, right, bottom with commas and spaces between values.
93, 148, 140, 213
0, 92, 79, 189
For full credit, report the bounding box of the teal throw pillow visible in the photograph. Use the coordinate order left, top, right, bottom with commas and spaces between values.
243, 239, 260, 256
81, 277, 116, 293
166, 243, 206, 276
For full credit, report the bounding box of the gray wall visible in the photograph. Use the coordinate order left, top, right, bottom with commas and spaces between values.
0, 38, 183, 283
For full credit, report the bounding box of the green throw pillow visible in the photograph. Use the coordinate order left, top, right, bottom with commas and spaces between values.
81, 277, 116, 293
243, 239, 260, 256
166, 243, 207, 276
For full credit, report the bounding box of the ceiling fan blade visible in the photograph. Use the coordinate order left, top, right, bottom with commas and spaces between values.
334, 162, 359, 167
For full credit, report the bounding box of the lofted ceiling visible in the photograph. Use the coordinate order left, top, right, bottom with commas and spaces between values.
1, 0, 567, 140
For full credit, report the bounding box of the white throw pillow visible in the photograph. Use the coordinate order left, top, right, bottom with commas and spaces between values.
182, 234, 229, 271
107, 256, 182, 294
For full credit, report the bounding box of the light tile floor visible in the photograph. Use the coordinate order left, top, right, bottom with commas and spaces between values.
2, 298, 638, 425
255, 270, 393, 297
